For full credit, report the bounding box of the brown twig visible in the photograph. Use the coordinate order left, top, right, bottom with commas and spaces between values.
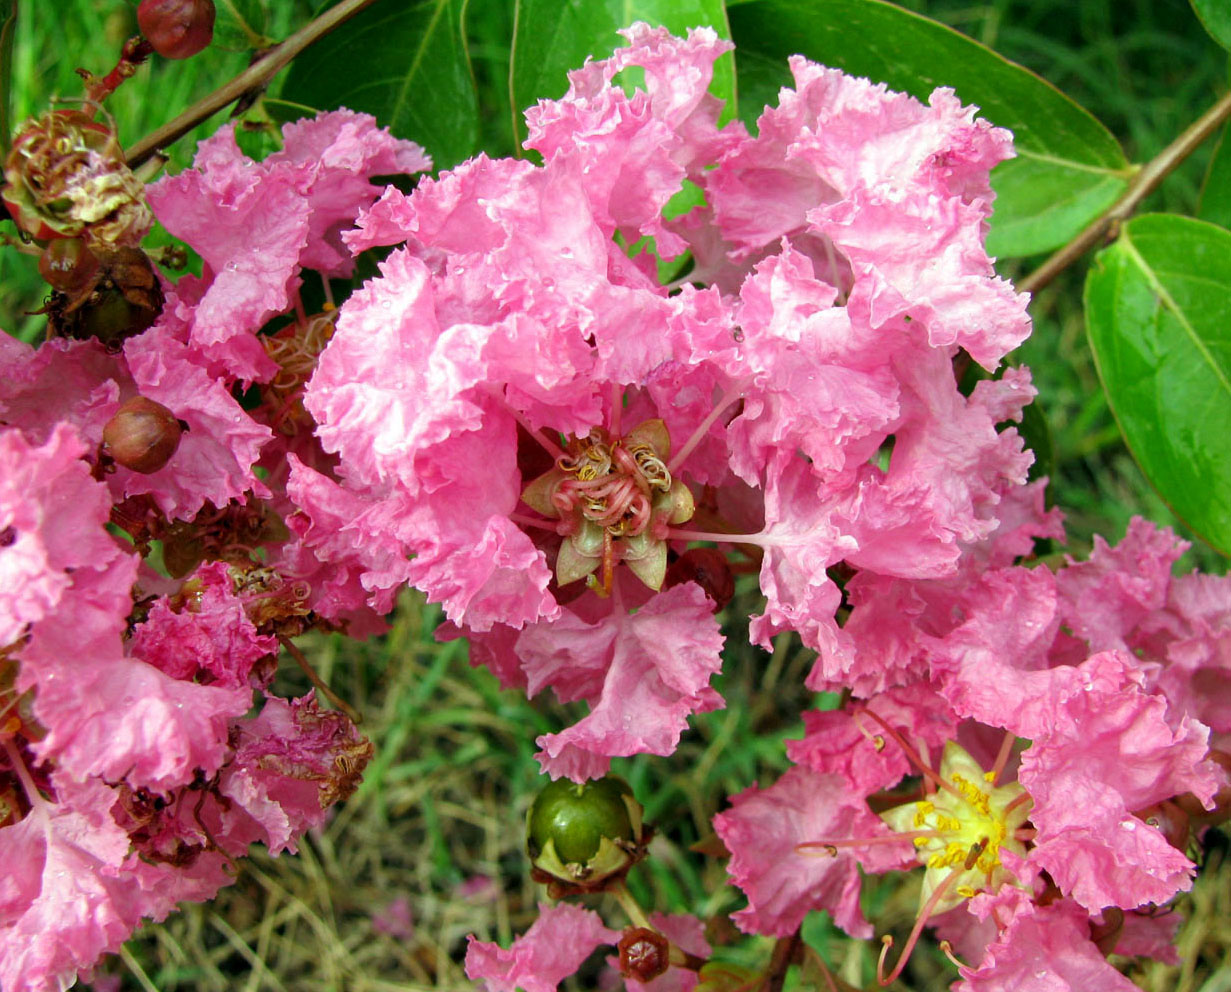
278, 634, 362, 725
125, 0, 382, 168
1018, 88, 1231, 297
764, 933, 802, 992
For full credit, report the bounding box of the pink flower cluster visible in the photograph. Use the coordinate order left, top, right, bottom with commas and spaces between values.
0, 111, 428, 992
0, 19, 1225, 992
305, 24, 1033, 786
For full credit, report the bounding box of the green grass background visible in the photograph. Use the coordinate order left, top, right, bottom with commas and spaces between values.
3, 1, 1229, 989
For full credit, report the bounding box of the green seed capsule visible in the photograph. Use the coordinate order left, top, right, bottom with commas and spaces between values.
526, 776, 644, 887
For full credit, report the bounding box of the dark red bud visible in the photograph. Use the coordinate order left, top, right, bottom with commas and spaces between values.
102, 396, 183, 474
137, 0, 216, 59
39, 238, 100, 294
663, 547, 735, 611
618, 927, 670, 983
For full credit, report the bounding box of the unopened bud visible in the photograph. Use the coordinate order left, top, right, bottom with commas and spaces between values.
526, 775, 644, 889
103, 396, 183, 474
39, 238, 100, 294
618, 927, 670, 983
138, 0, 216, 59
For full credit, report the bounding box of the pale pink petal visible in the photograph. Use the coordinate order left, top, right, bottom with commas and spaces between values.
465, 902, 619, 992
715, 766, 913, 938
957, 899, 1139, 992
119, 329, 273, 517
528, 583, 724, 780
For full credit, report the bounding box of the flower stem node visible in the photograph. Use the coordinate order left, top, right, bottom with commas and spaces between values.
526, 775, 648, 894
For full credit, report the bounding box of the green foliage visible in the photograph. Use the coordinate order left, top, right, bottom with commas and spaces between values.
1191, 0, 1231, 52
1199, 123, 1231, 227
1085, 213, 1231, 555
726, 0, 1131, 258
282, 0, 479, 169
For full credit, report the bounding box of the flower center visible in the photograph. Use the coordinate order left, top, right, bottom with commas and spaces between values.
880, 740, 1032, 912
553, 429, 672, 539
521, 419, 695, 595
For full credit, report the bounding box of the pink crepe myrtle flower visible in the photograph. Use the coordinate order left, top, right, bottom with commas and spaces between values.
306, 24, 1034, 779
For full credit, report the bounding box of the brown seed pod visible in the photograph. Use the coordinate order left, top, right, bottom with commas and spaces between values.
102, 396, 183, 474
617, 927, 670, 983
137, 0, 216, 60
2, 109, 151, 247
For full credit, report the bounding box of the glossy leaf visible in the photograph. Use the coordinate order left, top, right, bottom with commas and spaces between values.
1191, 0, 1231, 52
727, 0, 1131, 258
1197, 121, 1231, 229
1085, 214, 1231, 555
281, 0, 478, 170
508, 0, 734, 147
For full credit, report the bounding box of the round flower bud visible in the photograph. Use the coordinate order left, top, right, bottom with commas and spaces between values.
102, 396, 183, 474
138, 0, 216, 60
526, 776, 644, 888
2, 110, 152, 247
617, 927, 670, 983
39, 238, 100, 295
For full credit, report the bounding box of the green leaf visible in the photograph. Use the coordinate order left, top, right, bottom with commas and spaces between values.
1084, 214, 1231, 556
0, 0, 15, 159
508, 0, 734, 148
1191, 0, 1231, 52
1198, 121, 1231, 229
727, 0, 1132, 258
213, 0, 273, 50
281, 0, 478, 170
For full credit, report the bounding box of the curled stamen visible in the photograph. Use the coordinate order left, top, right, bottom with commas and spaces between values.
938, 940, 967, 970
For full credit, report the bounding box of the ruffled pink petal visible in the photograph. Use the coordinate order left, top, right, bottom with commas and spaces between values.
0, 777, 135, 992
527, 583, 724, 781
18, 558, 250, 791
218, 693, 370, 854
465, 902, 619, 992
957, 899, 1139, 992
714, 766, 913, 938
0, 424, 117, 647
119, 329, 273, 517
130, 561, 278, 687
269, 109, 430, 276
786, 683, 960, 795
1017, 652, 1217, 910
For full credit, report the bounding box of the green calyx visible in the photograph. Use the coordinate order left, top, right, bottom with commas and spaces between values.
527, 776, 644, 885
